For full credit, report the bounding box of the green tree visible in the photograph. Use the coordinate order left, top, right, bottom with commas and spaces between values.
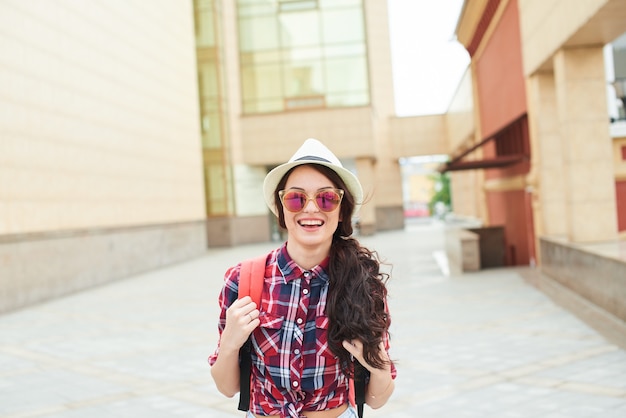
428, 172, 451, 217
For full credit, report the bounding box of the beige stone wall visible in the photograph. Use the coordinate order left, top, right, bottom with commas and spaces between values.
614, 136, 626, 180
445, 69, 475, 152
389, 115, 448, 157
0, 1, 206, 235
240, 108, 376, 166
518, 0, 621, 75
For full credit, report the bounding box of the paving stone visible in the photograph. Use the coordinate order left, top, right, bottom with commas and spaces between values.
1, 220, 625, 417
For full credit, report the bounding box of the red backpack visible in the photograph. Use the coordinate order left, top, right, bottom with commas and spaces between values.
236, 255, 366, 417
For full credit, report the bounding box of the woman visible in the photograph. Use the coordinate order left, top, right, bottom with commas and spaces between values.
208, 139, 396, 418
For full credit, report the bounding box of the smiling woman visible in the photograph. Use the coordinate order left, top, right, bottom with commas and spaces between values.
208, 138, 397, 418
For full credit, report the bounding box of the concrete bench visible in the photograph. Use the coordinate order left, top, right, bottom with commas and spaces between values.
445, 228, 480, 273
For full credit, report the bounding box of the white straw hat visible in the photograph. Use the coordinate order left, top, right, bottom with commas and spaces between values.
263, 138, 363, 216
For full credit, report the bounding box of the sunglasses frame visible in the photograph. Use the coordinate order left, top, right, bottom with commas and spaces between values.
278, 188, 345, 213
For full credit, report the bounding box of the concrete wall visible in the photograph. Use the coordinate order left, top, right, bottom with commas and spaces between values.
0, 221, 207, 314
541, 237, 626, 322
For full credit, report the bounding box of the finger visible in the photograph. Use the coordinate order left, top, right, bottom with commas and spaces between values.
231, 296, 252, 308
342, 340, 358, 356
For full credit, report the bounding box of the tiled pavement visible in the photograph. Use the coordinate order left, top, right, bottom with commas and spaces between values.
1, 220, 625, 417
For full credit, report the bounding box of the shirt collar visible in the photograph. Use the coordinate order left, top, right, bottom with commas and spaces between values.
277, 243, 330, 284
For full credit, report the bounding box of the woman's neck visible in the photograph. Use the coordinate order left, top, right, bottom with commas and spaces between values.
286, 240, 331, 270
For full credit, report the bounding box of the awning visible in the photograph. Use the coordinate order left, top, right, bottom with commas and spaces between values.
440, 114, 529, 173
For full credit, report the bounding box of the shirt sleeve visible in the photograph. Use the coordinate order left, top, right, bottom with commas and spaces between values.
207, 264, 241, 366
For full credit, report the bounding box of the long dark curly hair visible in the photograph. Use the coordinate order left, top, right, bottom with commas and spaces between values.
274, 163, 391, 377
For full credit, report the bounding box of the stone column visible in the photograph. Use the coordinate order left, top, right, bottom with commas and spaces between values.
355, 157, 377, 235
526, 72, 567, 241
553, 46, 617, 242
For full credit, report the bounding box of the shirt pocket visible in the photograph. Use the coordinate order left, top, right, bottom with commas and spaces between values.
253, 312, 285, 359
315, 315, 338, 361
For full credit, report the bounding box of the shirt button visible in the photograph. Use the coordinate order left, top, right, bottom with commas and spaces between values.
303, 288, 309, 295
294, 349, 300, 355
292, 381, 299, 388
303, 271, 310, 278
296, 318, 303, 325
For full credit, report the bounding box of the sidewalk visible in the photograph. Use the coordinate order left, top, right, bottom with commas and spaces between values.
1, 220, 625, 417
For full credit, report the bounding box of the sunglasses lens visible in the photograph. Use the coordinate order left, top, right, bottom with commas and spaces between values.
280, 189, 343, 212
282, 191, 307, 212
315, 190, 341, 212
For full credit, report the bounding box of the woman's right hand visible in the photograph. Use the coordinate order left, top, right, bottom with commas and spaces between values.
220, 296, 260, 351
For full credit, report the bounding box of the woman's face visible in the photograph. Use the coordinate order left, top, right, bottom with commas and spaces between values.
281, 165, 341, 251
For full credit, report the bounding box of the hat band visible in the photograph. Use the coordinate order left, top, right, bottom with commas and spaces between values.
295, 156, 332, 163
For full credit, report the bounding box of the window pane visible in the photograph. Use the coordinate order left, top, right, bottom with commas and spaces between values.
279, 10, 319, 47
239, 17, 279, 51
198, 62, 219, 98
195, 4, 215, 47
319, 0, 361, 9
323, 43, 364, 58
324, 56, 367, 93
238, 2, 275, 17
279, 0, 318, 12
241, 64, 283, 100
283, 61, 323, 96
202, 114, 222, 148
321, 9, 364, 44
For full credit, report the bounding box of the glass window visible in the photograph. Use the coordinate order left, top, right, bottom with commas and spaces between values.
239, 17, 279, 51
279, 0, 318, 12
324, 43, 364, 58
283, 61, 323, 96
195, 3, 215, 47
198, 62, 219, 98
321, 9, 364, 44
324, 56, 367, 94
241, 63, 283, 100
319, 0, 360, 8
237, 0, 369, 113
279, 10, 319, 47
202, 114, 222, 148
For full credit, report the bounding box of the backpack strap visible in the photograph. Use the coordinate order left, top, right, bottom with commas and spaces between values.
237, 254, 266, 412
349, 362, 368, 417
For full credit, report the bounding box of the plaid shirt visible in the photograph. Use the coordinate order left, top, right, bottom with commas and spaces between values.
208, 243, 395, 418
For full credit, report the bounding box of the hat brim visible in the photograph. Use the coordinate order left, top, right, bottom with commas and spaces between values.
263, 160, 363, 217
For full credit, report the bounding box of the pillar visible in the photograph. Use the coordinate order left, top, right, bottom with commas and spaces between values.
526, 72, 567, 241
553, 46, 618, 242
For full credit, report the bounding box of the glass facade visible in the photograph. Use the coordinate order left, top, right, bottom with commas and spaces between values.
237, 0, 370, 114
194, 0, 234, 216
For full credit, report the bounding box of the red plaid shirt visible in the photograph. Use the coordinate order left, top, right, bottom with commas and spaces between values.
209, 243, 395, 418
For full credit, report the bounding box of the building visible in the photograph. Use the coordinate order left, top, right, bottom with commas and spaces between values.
194, 0, 403, 245
1, 0, 407, 313
0, 1, 207, 313
436, 0, 626, 323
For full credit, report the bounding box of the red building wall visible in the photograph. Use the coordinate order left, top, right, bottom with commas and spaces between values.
486, 189, 531, 265
475, 0, 527, 139
473, 0, 533, 265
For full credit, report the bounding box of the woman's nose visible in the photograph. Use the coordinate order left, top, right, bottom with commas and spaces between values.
302, 197, 318, 212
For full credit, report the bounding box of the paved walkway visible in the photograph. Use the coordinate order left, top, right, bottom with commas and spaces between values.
1, 221, 625, 417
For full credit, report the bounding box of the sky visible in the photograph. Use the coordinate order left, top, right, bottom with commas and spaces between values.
387, 0, 470, 117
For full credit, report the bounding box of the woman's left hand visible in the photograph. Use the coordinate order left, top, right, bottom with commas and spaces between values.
342, 339, 394, 408
342, 339, 389, 373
